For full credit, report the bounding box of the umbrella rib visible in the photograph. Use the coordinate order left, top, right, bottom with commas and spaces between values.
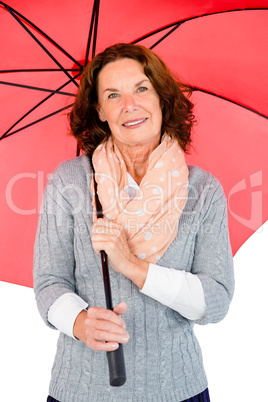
0, 80, 76, 97
193, 88, 268, 119
149, 23, 182, 50
0, 1, 83, 69
0, 69, 81, 73
92, 0, 100, 58
131, 20, 198, 45
1, 72, 81, 138
3, 4, 79, 87
131, 7, 268, 47
84, 0, 97, 66
0, 104, 74, 141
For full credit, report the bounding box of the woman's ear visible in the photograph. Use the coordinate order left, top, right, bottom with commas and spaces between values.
97, 105, 106, 122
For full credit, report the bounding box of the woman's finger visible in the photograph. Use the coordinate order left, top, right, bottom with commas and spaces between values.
90, 317, 127, 335
113, 302, 128, 316
84, 306, 129, 351
86, 324, 129, 344
87, 306, 126, 329
86, 339, 120, 352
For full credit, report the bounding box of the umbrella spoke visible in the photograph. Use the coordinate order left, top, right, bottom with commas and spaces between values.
0, 104, 74, 140
149, 23, 182, 50
1, 72, 81, 139
193, 88, 268, 119
0, 1, 83, 69
1, 2, 80, 87
131, 22, 180, 45
92, 0, 100, 58
84, 0, 96, 65
132, 7, 268, 47
84, 0, 100, 65
0, 80, 76, 96
0, 69, 81, 73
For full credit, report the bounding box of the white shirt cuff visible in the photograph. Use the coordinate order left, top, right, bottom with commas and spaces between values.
141, 263, 206, 320
48, 293, 88, 338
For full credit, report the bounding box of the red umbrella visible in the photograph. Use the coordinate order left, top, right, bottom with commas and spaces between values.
0, 0, 267, 288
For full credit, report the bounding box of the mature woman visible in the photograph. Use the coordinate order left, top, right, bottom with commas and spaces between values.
34, 43, 234, 402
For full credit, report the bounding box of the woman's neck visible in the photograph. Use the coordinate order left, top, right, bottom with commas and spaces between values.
115, 141, 158, 185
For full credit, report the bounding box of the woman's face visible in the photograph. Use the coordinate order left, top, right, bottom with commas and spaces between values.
97, 58, 162, 149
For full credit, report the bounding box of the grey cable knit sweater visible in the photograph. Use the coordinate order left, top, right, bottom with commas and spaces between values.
34, 154, 234, 402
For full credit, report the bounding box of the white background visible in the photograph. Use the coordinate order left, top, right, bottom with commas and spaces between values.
0, 221, 267, 401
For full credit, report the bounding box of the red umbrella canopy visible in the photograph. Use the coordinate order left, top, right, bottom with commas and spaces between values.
0, 0, 268, 287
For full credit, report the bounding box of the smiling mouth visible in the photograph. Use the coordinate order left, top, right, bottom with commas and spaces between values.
122, 118, 147, 127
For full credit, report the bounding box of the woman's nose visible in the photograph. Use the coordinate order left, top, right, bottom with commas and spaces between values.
122, 94, 138, 112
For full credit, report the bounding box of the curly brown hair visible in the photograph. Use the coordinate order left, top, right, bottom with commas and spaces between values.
69, 43, 195, 156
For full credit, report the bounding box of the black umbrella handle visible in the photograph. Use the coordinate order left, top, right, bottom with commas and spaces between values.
107, 344, 126, 386
101, 250, 126, 386
89, 155, 126, 386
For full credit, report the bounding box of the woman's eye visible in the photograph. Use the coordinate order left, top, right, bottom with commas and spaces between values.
137, 86, 147, 93
108, 93, 118, 99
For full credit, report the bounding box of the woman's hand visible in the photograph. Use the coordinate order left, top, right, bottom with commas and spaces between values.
91, 218, 149, 289
73, 302, 129, 351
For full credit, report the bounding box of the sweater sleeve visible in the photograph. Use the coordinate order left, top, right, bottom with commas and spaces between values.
33, 166, 79, 329
191, 179, 235, 325
140, 264, 206, 320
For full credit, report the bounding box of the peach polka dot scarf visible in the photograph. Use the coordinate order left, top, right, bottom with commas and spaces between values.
91, 134, 189, 263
